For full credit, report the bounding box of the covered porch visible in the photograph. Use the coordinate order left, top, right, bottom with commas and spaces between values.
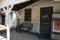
0, 0, 60, 40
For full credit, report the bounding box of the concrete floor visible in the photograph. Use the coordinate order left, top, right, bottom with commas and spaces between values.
0, 31, 40, 40
10, 31, 40, 40
0, 30, 60, 40
54, 34, 60, 40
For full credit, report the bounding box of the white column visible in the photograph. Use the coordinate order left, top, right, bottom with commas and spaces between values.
52, 21, 54, 39
6, 12, 10, 40
3, 5, 14, 40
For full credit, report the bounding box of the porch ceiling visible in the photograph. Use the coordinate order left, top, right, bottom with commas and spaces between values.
12, 0, 54, 11
0, 0, 57, 11
12, 0, 39, 11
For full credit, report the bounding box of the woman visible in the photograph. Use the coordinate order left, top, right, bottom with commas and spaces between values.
16, 19, 22, 32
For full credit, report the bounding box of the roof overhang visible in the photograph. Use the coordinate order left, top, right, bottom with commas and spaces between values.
0, 0, 29, 8
13, 0, 39, 11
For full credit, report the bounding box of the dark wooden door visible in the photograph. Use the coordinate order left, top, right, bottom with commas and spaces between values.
2, 15, 5, 25
40, 7, 53, 40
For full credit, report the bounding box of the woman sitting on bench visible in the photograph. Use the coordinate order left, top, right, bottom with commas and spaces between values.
16, 19, 22, 33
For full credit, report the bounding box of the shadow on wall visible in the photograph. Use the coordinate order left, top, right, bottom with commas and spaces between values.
30, 22, 40, 33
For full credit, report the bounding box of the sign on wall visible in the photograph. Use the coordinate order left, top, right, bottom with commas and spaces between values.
54, 21, 60, 31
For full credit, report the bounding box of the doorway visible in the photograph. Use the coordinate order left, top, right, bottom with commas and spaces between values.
2, 15, 5, 25
40, 7, 53, 40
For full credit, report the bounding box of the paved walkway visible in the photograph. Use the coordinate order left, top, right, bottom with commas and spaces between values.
1, 31, 60, 40
54, 34, 60, 40
11, 31, 40, 40
0, 31, 40, 40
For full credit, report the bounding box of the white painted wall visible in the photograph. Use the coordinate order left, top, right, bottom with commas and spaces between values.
53, 14, 60, 18
12, 11, 17, 28
16, 1, 60, 33
5, 11, 17, 28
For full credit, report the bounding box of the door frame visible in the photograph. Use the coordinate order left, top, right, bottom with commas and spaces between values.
39, 6, 53, 39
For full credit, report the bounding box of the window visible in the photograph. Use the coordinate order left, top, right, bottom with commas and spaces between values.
24, 9, 31, 22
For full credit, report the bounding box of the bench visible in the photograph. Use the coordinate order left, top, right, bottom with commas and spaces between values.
21, 22, 33, 31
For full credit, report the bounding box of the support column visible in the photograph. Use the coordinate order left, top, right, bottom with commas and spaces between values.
3, 5, 14, 40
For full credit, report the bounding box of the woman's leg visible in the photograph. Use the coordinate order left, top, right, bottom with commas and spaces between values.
16, 27, 18, 32
19, 27, 21, 32
15, 27, 17, 32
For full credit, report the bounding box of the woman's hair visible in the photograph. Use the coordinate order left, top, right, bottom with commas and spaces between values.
17, 19, 19, 21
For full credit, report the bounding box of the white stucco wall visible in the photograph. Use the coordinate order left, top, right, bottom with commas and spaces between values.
5, 11, 17, 28
12, 11, 17, 28
53, 14, 60, 18
17, 1, 60, 33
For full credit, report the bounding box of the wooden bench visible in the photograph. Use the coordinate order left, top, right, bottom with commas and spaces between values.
21, 22, 33, 31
